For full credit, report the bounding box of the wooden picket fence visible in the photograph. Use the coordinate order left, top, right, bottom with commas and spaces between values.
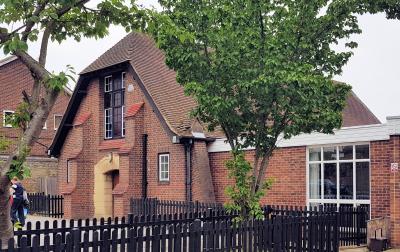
132, 198, 369, 247
27, 193, 64, 218
3, 211, 338, 251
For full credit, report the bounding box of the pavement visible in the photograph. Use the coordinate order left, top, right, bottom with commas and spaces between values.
340, 246, 400, 251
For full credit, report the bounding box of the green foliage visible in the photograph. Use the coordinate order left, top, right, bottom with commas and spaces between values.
6, 145, 31, 180
147, 0, 397, 219
0, 135, 11, 152
224, 151, 274, 221
2, 35, 28, 54
10, 102, 30, 130
47, 65, 75, 92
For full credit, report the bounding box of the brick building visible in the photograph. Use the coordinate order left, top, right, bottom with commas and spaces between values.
0, 56, 71, 193
49, 33, 400, 246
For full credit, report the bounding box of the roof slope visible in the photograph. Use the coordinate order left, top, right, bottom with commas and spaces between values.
82, 33, 197, 136
342, 91, 380, 127
50, 32, 380, 156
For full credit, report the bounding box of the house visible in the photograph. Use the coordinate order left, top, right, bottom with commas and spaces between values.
0, 56, 71, 193
49, 33, 400, 246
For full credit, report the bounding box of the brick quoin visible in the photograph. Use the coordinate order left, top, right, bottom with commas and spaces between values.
0, 57, 70, 192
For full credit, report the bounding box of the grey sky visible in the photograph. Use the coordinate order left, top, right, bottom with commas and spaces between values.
2, 0, 399, 123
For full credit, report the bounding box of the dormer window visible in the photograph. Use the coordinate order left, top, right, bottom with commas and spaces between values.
104, 73, 125, 139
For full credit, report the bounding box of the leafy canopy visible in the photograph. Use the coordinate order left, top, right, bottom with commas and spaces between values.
148, 0, 400, 217
150, 0, 358, 156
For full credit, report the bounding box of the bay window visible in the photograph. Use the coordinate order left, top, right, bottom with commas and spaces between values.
307, 144, 370, 208
104, 73, 125, 139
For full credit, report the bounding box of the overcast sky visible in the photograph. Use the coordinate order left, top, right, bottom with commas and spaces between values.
2, 0, 399, 123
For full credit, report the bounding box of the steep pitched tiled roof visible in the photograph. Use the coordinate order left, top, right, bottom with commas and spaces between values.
342, 91, 380, 127
49, 32, 381, 156
81, 33, 197, 136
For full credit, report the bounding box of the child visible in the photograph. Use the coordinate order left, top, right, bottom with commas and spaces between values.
10, 177, 26, 227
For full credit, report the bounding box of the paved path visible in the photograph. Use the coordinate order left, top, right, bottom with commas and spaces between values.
340, 246, 400, 251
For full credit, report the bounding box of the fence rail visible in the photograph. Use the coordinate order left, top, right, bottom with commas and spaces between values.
6, 212, 338, 252
131, 198, 369, 247
27, 193, 64, 218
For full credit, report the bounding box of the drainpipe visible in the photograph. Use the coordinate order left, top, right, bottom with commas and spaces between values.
184, 139, 193, 202
142, 134, 148, 198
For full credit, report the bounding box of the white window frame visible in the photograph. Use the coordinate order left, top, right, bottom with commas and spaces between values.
122, 105, 125, 137
121, 72, 126, 88
3, 110, 14, 128
306, 142, 371, 208
104, 75, 113, 92
104, 108, 112, 139
42, 121, 47, 130
54, 114, 63, 131
159, 153, 170, 182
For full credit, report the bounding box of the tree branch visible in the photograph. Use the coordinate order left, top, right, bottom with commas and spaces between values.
21, 0, 50, 41
13, 50, 49, 82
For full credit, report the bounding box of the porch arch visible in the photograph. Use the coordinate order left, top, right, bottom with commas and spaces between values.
93, 153, 120, 218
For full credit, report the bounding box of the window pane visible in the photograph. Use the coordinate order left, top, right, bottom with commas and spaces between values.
309, 148, 321, 161
104, 93, 111, 108
324, 163, 337, 199
309, 164, 321, 199
113, 108, 122, 137
339, 145, 353, 160
340, 163, 353, 199
356, 162, 370, 200
323, 147, 336, 161
356, 145, 369, 159
113, 92, 122, 107
113, 76, 122, 90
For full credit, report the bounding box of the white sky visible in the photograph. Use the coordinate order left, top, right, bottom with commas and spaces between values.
2, 0, 400, 123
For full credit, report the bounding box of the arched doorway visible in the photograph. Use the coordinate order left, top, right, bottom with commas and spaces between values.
93, 153, 120, 218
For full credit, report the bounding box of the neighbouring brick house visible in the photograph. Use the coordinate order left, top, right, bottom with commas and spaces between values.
49, 33, 400, 246
0, 56, 71, 193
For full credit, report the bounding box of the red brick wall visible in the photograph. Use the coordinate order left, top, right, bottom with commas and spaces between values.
58, 68, 190, 218
191, 141, 215, 202
208, 146, 307, 206
370, 140, 391, 219
0, 58, 70, 157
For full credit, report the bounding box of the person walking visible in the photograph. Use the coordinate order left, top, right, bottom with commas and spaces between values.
10, 177, 26, 227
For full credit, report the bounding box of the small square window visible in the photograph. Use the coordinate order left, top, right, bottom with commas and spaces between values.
54, 115, 63, 131
159, 154, 170, 182
3, 110, 14, 128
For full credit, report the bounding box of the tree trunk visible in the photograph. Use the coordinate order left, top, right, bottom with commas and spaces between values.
0, 175, 12, 249
0, 90, 59, 245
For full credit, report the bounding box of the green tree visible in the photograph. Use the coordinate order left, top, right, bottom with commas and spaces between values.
148, 0, 400, 219
0, 0, 144, 245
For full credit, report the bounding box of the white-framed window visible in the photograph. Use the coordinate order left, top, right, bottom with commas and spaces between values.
307, 143, 370, 209
104, 75, 113, 92
67, 160, 72, 183
104, 108, 112, 139
54, 114, 63, 131
121, 72, 126, 88
159, 153, 170, 182
104, 74, 125, 139
122, 105, 125, 137
42, 121, 47, 130
3, 110, 14, 128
